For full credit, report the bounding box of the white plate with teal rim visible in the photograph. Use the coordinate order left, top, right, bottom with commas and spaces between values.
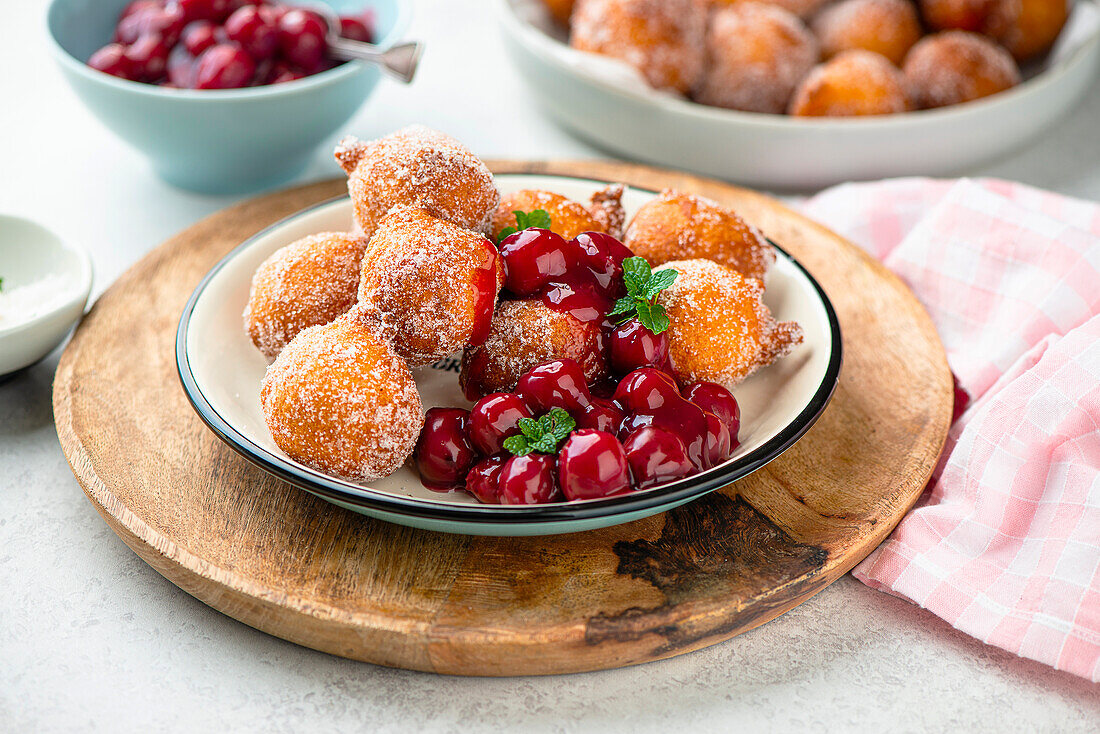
176, 174, 841, 535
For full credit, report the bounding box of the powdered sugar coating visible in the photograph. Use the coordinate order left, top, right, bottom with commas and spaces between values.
695, 2, 819, 113
812, 0, 922, 65
243, 232, 369, 361
624, 189, 774, 281
656, 259, 803, 388
260, 308, 424, 482
490, 189, 604, 242
459, 299, 608, 398
359, 207, 504, 367
570, 0, 707, 94
711, 0, 831, 19
789, 49, 912, 116
336, 125, 500, 240
588, 183, 627, 239
903, 31, 1021, 109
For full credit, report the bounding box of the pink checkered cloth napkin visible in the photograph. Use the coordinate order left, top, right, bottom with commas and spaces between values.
799, 178, 1100, 682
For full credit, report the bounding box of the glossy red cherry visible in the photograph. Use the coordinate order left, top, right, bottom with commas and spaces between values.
499, 455, 561, 505
88, 44, 135, 79
515, 359, 593, 414
118, 3, 187, 46
125, 34, 171, 81
576, 400, 625, 434
608, 318, 669, 375
683, 382, 740, 440
339, 15, 372, 42
414, 408, 480, 492
466, 454, 507, 504
612, 368, 680, 412
119, 1, 159, 23
623, 426, 694, 489
277, 8, 328, 73
702, 411, 733, 468
194, 43, 255, 88
469, 393, 533, 455
498, 228, 571, 297
167, 44, 198, 87
225, 5, 279, 59
181, 20, 218, 55
173, 0, 217, 22
570, 231, 633, 290
558, 429, 632, 500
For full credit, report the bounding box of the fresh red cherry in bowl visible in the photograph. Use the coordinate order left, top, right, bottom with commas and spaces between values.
414, 408, 479, 491
499, 455, 561, 505
558, 429, 631, 500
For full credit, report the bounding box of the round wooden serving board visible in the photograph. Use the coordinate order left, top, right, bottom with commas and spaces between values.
54, 161, 952, 676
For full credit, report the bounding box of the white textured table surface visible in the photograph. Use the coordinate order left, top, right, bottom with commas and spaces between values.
2, 1, 1099, 731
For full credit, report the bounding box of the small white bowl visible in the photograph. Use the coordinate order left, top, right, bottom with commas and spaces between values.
498, 0, 1100, 190
0, 215, 93, 376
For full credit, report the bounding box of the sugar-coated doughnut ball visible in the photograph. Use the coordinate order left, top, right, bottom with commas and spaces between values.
260, 308, 424, 482
624, 189, 774, 281
570, 0, 707, 94
491, 190, 605, 242
459, 300, 608, 400
358, 208, 504, 367
789, 49, 912, 116
542, 0, 576, 25
695, 2, 819, 113
656, 259, 803, 388
994, 0, 1069, 61
243, 232, 369, 361
587, 183, 627, 239
812, 0, 923, 66
917, 0, 1007, 33
335, 125, 500, 240
711, 0, 831, 19
903, 31, 1021, 108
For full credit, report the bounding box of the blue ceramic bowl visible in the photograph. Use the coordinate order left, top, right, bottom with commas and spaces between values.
47, 0, 410, 194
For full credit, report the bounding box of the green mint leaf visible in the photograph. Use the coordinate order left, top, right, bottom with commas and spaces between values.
634, 300, 654, 329
503, 434, 532, 456
496, 226, 518, 244
644, 268, 678, 300
536, 413, 553, 435
530, 436, 558, 454
621, 257, 651, 297
608, 296, 638, 318
547, 407, 576, 443
0, 277, 4, 292
518, 417, 541, 441
527, 209, 552, 229
513, 210, 531, 229
640, 303, 671, 334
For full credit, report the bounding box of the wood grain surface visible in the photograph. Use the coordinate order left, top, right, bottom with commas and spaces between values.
52, 161, 953, 676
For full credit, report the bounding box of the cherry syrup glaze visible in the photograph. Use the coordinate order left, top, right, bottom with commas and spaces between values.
88, 0, 374, 89
467, 240, 501, 348
413, 408, 478, 491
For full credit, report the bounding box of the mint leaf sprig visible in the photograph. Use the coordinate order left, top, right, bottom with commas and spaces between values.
496, 208, 552, 244
608, 257, 678, 334
502, 407, 576, 456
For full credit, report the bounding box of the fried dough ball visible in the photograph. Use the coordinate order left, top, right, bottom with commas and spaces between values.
995, 0, 1069, 62
695, 2, 819, 113
588, 184, 627, 239
917, 0, 1007, 33
542, 0, 576, 25
358, 208, 504, 367
624, 190, 774, 281
789, 49, 912, 116
491, 190, 604, 242
570, 0, 707, 94
260, 308, 423, 482
243, 232, 369, 361
335, 125, 500, 240
812, 0, 923, 66
459, 300, 608, 400
711, 0, 831, 19
903, 31, 1021, 108
656, 259, 803, 388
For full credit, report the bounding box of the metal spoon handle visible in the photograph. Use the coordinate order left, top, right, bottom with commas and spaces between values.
327, 39, 424, 83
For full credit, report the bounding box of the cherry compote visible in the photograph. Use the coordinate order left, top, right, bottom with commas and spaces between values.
414, 408, 478, 492
469, 393, 532, 455
87, 0, 375, 89
499, 455, 562, 505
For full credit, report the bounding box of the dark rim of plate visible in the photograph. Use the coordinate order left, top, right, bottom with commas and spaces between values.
176, 177, 843, 525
